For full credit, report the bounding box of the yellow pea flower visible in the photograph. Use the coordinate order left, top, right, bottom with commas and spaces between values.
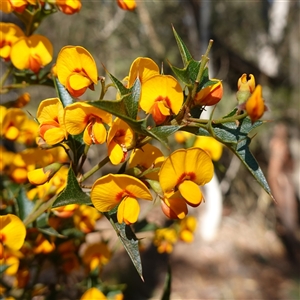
153, 227, 178, 254
128, 143, 164, 180
159, 147, 214, 219
140, 74, 183, 125
91, 174, 152, 224
245, 84, 267, 123
127, 57, 159, 88
27, 162, 63, 185
82, 243, 111, 273
0, 22, 24, 61
64, 102, 112, 145
107, 117, 134, 165
0, 214, 26, 251
56, 46, 98, 97
193, 136, 223, 161
1, 108, 27, 141
37, 98, 67, 145
33, 234, 55, 254
0, 247, 24, 276
194, 79, 223, 106
73, 205, 102, 233
80, 287, 107, 300
179, 216, 197, 243
10, 35, 53, 73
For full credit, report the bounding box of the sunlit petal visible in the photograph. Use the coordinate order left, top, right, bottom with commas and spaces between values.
178, 180, 203, 207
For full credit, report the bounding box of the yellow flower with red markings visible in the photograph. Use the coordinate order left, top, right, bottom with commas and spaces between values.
117, 0, 136, 11
10, 35, 53, 73
54, 0, 81, 14
127, 57, 159, 88
1, 108, 27, 141
56, 46, 98, 97
194, 79, 223, 106
0, 22, 24, 61
140, 74, 183, 124
82, 242, 111, 272
27, 162, 63, 185
159, 147, 214, 219
107, 117, 134, 165
245, 84, 267, 123
64, 102, 112, 145
37, 98, 67, 145
153, 227, 177, 254
91, 174, 152, 225
179, 216, 197, 243
73, 205, 102, 233
0, 214, 26, 251
128, 143, 164, 181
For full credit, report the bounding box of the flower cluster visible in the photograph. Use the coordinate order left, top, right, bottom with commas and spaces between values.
0, 1, 271, 297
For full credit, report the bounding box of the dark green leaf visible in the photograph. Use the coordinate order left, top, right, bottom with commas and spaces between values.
54, 77, 74, 107
161, 265, 172, 300
52, 168, 92, 208
148, 125, 183, 148
126, 77, 141, 120
104, 210, 143, 280
0, 264, 11, 274
108, 72, 129, 96
38, 227, 66, 238
15, 186, 35, 221
172, 26, 193, 66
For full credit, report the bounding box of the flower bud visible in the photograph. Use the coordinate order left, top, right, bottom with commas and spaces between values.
236, 73, 255, 104
27, 162, 63, 185
245, 85, 267, 123
194, 79, 223, 106
13, 93, 30, 108
117, 0, 136, 11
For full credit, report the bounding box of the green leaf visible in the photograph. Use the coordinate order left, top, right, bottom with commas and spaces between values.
54, 77, 74, 107
161, 265, 172, 300
38, 227, 66, 238
172, 26, 193, 66
108, 72, 129, 96
52, 168, 92, 208
0, 264, 11, 274
104, 210, 143, 280
16, 186, 35, 221
127, 77, 141, 120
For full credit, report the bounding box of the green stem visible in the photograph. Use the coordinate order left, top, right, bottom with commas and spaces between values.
0, 64, 13, 89
79, 156, 110, 183
98, 77, 106, 100
190, 39, 214, 100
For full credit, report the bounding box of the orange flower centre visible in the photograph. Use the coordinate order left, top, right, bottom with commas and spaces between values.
176, 172, 196, 186
115, 190, 135, 202
0, 232, 6, 243
113, 129, 125, 144
29, 53, 43, 73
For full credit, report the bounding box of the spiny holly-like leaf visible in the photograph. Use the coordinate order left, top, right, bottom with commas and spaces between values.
148, 125, 183, 149
107, 72, 141, 120
172, 26, 193, 66
104, 210, 143, 280
52, 168, 91, 208
54, 77, 74, 107
182, 111, 273, 199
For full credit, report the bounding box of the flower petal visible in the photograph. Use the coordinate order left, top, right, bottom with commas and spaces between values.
117, 196, 139, 224
162, 191, 188, 219
178, 180, 203, 207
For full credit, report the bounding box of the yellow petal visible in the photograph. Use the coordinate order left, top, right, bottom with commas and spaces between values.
43, 127, 66, 145
0, 214, 26, 251
80, 287, 106, 300
178, 180, 203, 207
10, 37, 30, 69
193, 136, 223, 161
68, 73, 92, 90
159, 149, 186, 192
162, 191, 187, 219
140, 75, 183, 114
245, 85, 266, 123
27, 168, 50, 185
108, 141, 124, 165
92, 121, 107, 144
128, 57, 159, 87
117, 196, 140, 224
37, 98, 61, 124
29, 35, 53, 66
